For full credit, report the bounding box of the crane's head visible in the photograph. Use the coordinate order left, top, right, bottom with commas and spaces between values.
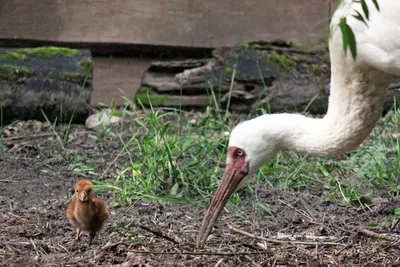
74, 180, 94, 202
196, 116, 281, 248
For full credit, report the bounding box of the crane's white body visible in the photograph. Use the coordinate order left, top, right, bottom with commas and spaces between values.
229, 0, 400, 182
197, 0, 400, 248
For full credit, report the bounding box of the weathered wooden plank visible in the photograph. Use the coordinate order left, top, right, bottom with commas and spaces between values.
91, 57, 151, 106
0, 0, 336, 47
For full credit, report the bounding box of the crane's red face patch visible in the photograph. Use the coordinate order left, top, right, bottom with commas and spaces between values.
228, 147, 248, 176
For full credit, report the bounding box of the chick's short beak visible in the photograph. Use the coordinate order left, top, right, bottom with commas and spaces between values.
196, 162, 248, 248
78, 192, 88, 201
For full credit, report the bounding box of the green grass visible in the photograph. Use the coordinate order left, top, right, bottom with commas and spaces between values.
96, 64, 240, 205
99, 105, 230, 206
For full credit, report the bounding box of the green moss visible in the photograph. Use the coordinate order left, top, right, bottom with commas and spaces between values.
15, 46, 80, 58
309, 64, 328, 76
0, 52, 27, 61
77, 60, 93, 74
321, 51, 331, 64
235, 43, 249, 55
249, 42, 271, 50
60, 72, 89, 86
291, 42, 303, 49
224, 66, 234, 76
236, 43, 249, 51
302, 63, 329, 76
0, 64, 31, 74
265, 52, 295, 73
136, 87, 167, 106
0, 64, 34, 82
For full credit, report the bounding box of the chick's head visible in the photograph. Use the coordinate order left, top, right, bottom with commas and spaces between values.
74, 180, 94, 202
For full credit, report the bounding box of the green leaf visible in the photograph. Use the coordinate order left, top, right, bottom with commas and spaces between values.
358, 195, 373, 205
372, 0, 380, 11
255, 202, 277, 220
352, 10, 368, 27
360, 0, 369, 20
395, 208, 400, 216
339, 18, 357, 60
346, 24, 357, 60
143, 194, 196, 205
339, 18, 350, 54
169, 182, 179, 196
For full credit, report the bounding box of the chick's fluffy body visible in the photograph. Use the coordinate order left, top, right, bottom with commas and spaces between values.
67, 180, 109, 243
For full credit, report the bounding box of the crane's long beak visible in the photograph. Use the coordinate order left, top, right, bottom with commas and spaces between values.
196, 163, 248, 248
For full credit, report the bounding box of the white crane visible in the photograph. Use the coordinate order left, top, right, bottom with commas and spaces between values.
197, 0, 400, 248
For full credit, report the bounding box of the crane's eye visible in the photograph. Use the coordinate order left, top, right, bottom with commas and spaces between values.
236, 149, 244, 156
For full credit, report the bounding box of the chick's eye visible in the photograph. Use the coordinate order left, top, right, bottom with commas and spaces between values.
236, 149, 244, 156
87, 189, 92, 193
75, 190, 78, 193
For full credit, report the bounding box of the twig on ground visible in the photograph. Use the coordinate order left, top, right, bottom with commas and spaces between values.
30, 238, 39, 255
214, 258, 224, 267
4, 133, 53, 141
244, 255, 261, 267
275, 232, 339, 241
299, 197, 316, 220
335, 243, 353, 256
99, 241, 123, 252
227, 224, 344, 246
384, 238, 400, 249
57, 244, 70, 254
358, 227, 400, 242
94, 241, 123, 261
278, 199, 313, 221
128, 250, 270, 256
137, 224, 179, 244
390, 218, 400, 232
310, 220, 354, 235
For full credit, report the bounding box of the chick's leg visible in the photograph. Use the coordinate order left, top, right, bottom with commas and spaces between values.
75, 228, 81, 240
88, 232, 96, 246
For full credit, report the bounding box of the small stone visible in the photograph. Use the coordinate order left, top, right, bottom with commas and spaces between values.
85, 109, 121, 129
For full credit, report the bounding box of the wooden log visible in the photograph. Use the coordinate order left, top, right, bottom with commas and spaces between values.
135, 43, 400, 114
0, 47, 93, 123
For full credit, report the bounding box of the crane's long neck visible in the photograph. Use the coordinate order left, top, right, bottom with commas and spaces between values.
283, 65, 394, 157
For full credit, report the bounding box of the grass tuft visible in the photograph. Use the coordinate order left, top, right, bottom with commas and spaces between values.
102, 105, 230, 205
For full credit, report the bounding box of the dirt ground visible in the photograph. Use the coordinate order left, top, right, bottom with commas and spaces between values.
1, 118, 400, 266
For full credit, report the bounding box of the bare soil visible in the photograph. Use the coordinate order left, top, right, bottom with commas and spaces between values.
1, 118, 400, 266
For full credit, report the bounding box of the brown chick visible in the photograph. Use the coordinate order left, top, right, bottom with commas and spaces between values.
66, 179, 109, 245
